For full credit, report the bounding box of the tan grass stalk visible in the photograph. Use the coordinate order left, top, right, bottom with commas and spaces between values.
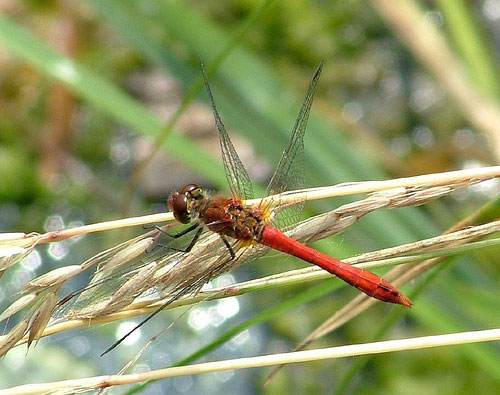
1, 328, 499, 394
3, 165, 497, 247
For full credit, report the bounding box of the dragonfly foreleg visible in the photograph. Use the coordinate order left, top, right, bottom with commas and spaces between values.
220, 235, 236, 260
182, 226, 204, 253
163, 223, 200, 239
144, 224, 199, 253
153, 223, 203, 254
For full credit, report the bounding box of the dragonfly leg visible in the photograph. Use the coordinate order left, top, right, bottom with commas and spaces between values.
182, 226, 204, 253
220, 235, 236, 260
166, 226, 204, 254
146, 226, 169, 253
151, 223, 203, 254
162, 223, 200, 239
143, 224, 199, 253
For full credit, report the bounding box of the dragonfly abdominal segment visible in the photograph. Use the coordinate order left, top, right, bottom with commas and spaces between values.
260, 225, 412, 307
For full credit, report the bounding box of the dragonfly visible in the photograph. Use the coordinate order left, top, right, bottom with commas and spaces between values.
167, 61, 412, 309
60, 61, 411, 355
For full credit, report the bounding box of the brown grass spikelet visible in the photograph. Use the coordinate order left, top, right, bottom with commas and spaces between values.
21, 265, 83, 293
27, 291, 59, 348
0, 233, 41, 278
0, 246, 29, 274
68, 261, 159, 319
0, 319, 29, 358
0, 293, 38, 322
98, 237, 156, 274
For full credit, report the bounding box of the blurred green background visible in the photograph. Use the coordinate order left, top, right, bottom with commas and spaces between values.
0, 0, 500, 393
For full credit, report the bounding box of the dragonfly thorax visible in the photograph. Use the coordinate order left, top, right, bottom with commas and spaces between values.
200, 197, 266, 241
169, 184, 267, 242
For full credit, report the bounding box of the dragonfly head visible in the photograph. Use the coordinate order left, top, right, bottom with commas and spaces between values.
168, 184, 206, 224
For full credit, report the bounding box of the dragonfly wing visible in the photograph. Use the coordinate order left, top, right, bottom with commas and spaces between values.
201, 61, 254, 200
265, 62, 323, 230
53, 230, 187, 319
55, 227, 266, 321
100, 235, 269, 355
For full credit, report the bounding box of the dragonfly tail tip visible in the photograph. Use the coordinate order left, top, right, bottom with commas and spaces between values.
399, 294, 413, 308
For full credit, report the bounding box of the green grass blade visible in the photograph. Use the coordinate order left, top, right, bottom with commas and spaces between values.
437, 0, 500, 98
0, 13, 227, 188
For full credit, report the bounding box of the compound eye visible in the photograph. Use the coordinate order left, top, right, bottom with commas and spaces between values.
189, 186, 203, 199
168, 190, 191, 224
180, 184, 204, 201
168, 184, 205, 224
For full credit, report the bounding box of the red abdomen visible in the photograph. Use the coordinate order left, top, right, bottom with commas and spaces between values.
259, 225, 412, 307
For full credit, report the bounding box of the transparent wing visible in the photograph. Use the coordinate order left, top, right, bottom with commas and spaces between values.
54, 227, 265, 321
56, 63, 323, 323
265, 61, 323, 230
201, 62, 254, 200
50, 226, 270, 355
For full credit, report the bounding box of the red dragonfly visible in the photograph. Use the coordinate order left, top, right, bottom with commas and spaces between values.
167, 62, 411, 310
66, 61, 410, 355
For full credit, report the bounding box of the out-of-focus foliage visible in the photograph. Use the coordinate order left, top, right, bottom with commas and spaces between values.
0, 1, 499, 393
